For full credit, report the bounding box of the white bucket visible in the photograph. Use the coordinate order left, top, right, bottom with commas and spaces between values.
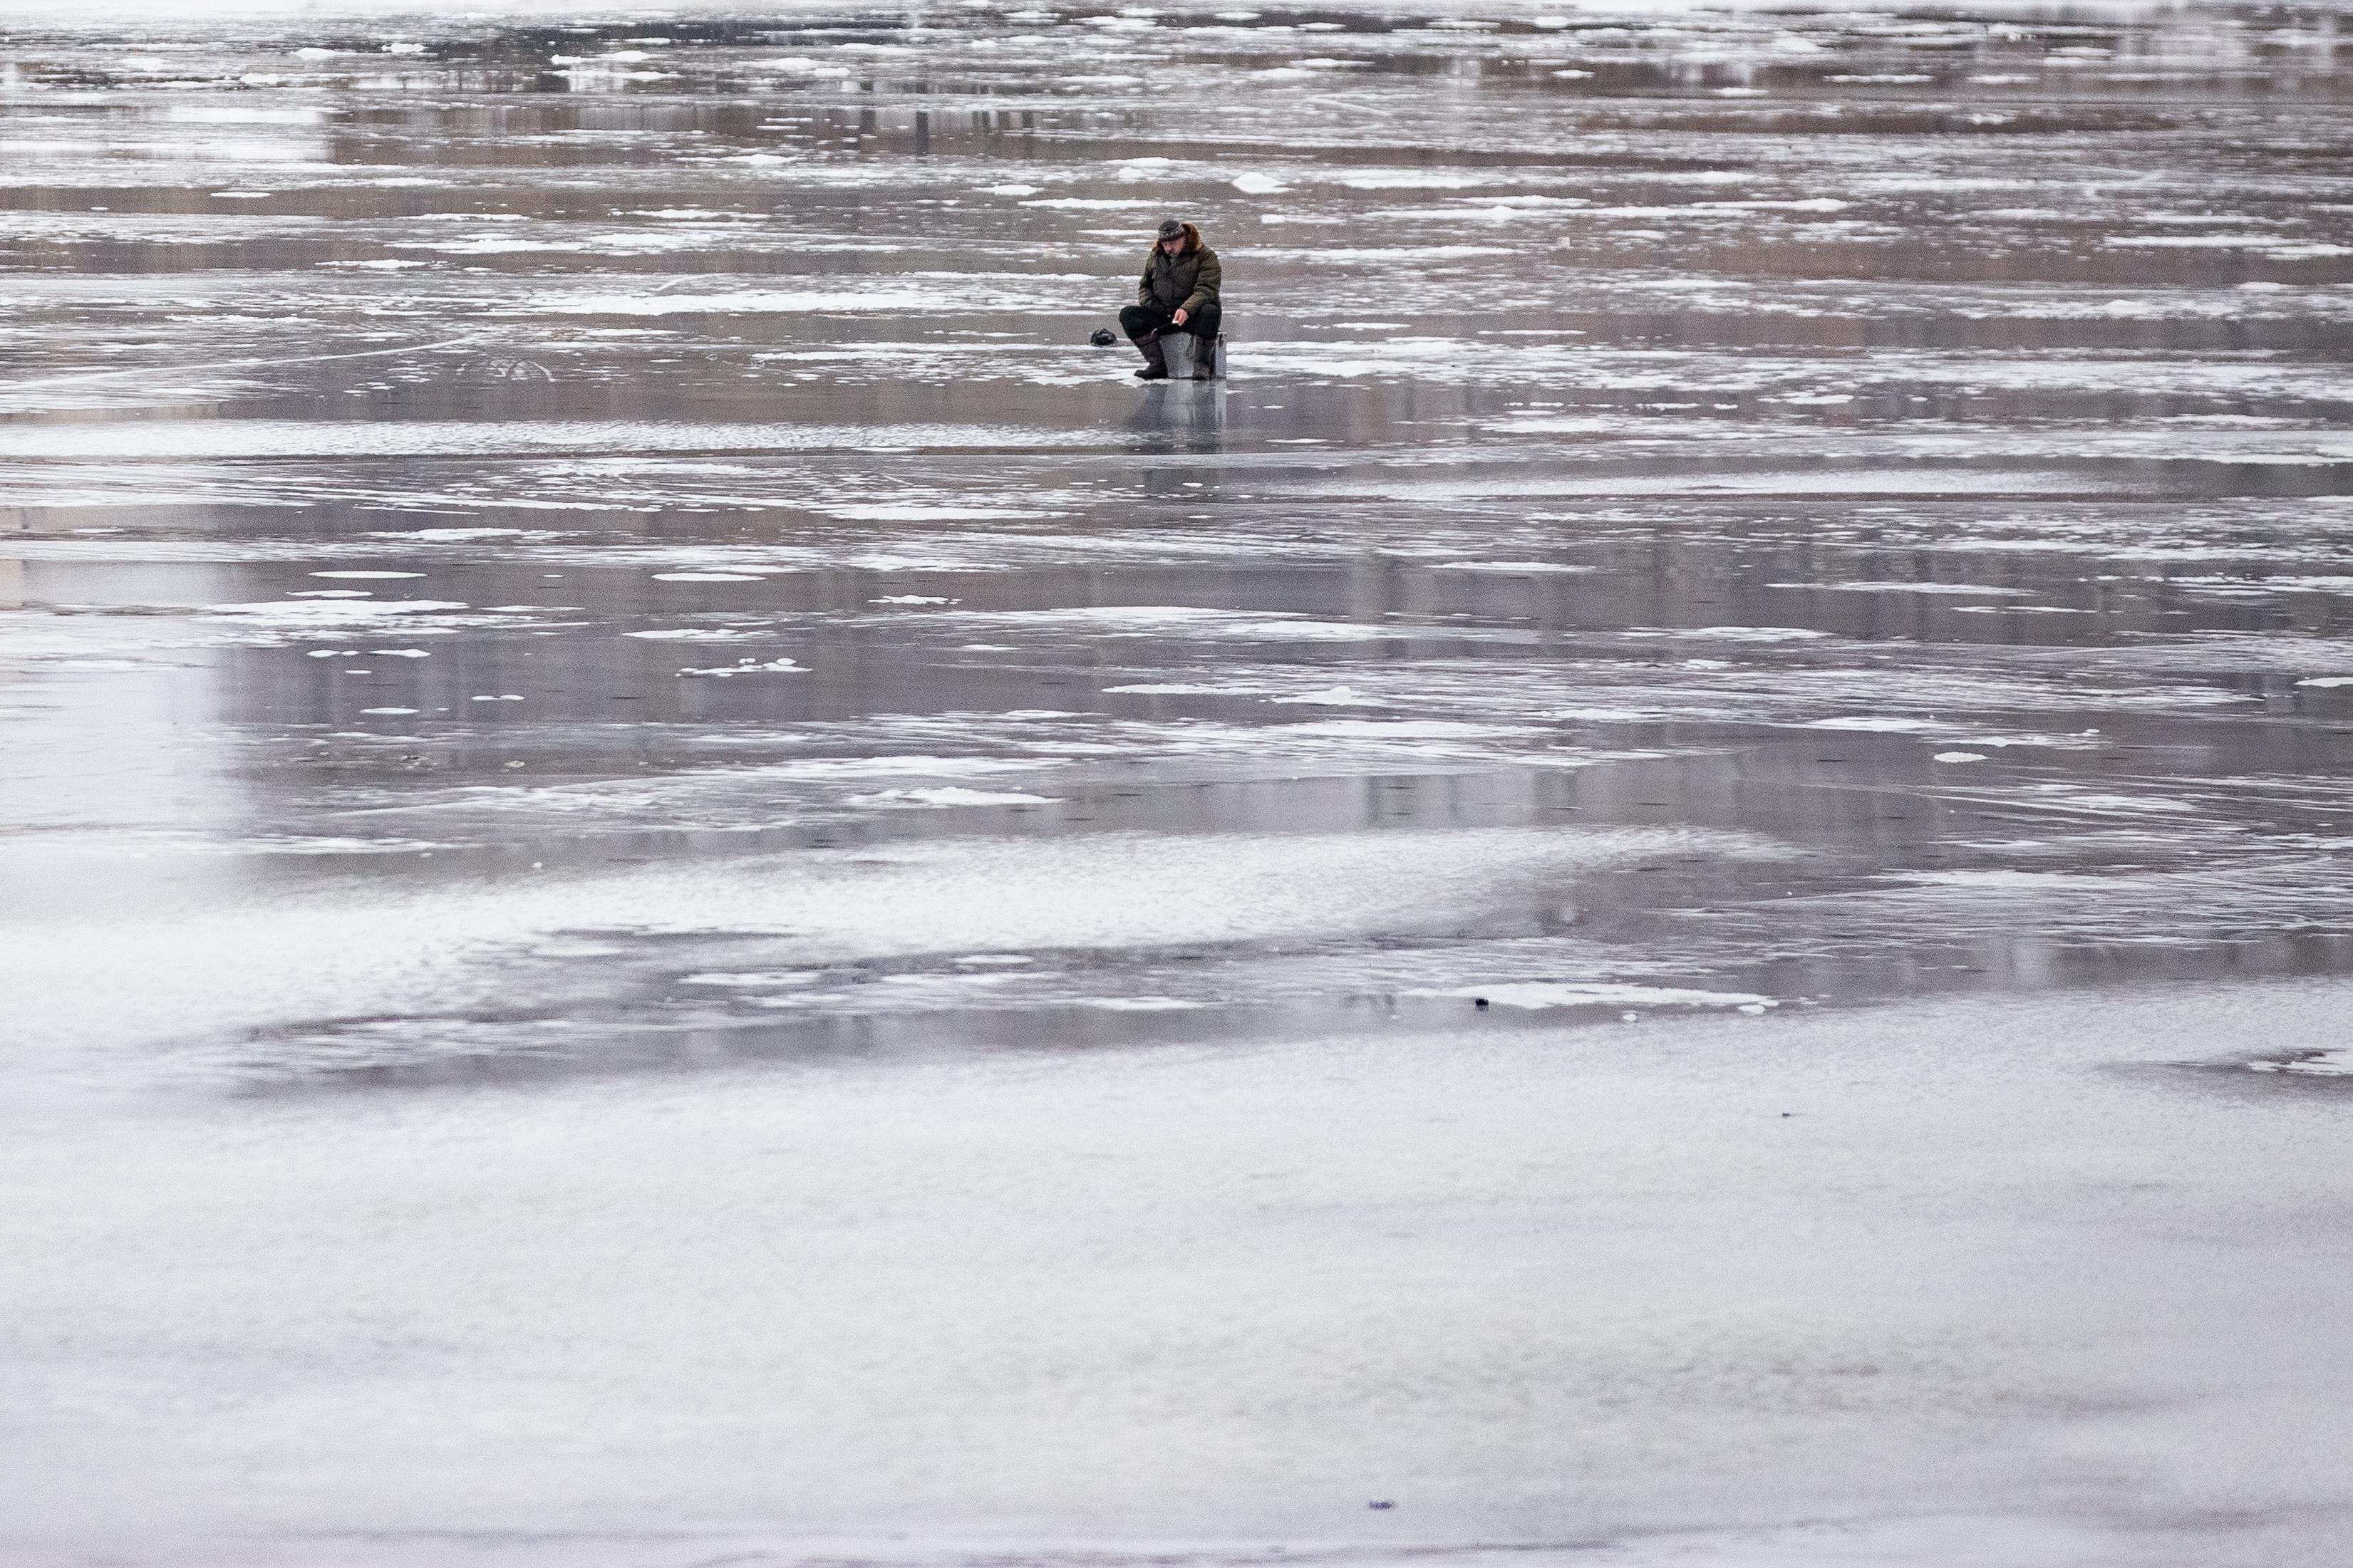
1160, 331, 1225, 380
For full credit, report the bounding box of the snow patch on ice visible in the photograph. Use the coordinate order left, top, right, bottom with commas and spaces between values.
1809, 717, 1949, 733
2250, 1049, 2353, 1077
1626, 625, 1832, 643
821, 504, 1056, 521
1427, 561, 1595, 575
1895, 869, 2125, 889
679, 971, 822, 989
1266, 686, 1385, 707
849, 787, 1065, 808
1769, 581, 2033, 596
206, 600, 469, 625
1414, 982, 1778, 1011
527, 289, 945, 317
677, 658, 804, 677
372, 527, 552, 542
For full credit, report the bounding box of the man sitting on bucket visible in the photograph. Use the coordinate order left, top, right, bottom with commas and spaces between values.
1120, 217, 1221, 380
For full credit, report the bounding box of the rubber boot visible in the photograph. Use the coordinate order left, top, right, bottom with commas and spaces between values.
1133, 333, 1168, 380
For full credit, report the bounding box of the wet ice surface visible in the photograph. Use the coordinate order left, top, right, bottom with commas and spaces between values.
4, 1, 2353, 1563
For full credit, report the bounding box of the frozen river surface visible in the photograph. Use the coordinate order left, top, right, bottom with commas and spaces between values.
2, 2, 2352, 1563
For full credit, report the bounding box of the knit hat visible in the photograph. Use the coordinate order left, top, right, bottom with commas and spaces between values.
1155, 218, 1184, 242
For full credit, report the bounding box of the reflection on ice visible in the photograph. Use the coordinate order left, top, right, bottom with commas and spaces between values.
4, 1, 2353, 1560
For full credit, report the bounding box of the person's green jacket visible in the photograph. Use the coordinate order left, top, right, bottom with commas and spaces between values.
1139, 243, 1221, 316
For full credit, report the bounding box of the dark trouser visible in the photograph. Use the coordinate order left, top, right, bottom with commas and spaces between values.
1120, 302, 1221, 369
